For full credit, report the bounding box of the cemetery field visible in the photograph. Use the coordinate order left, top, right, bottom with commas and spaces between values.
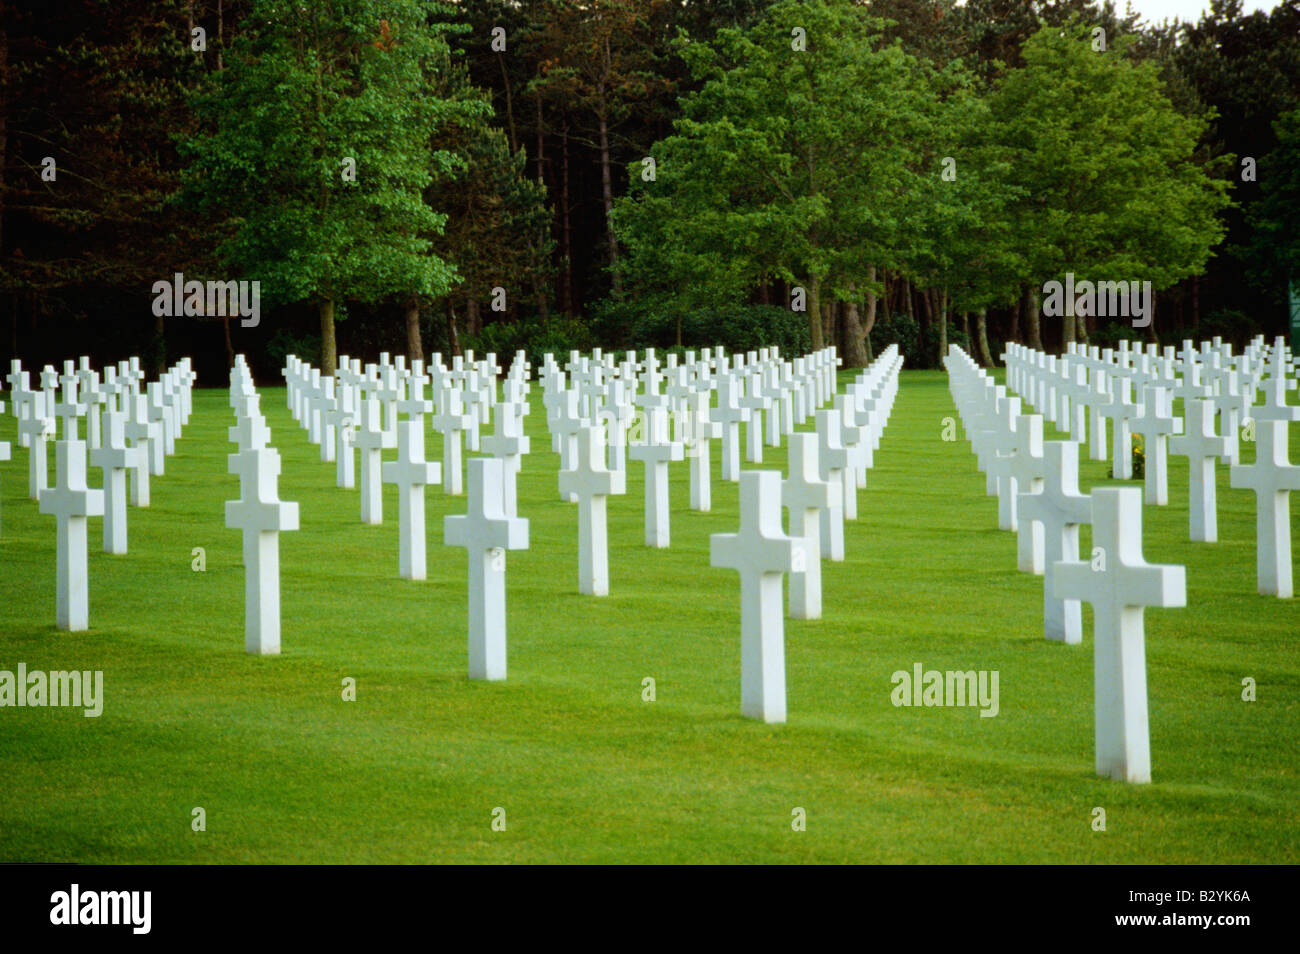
0, 370, 1296, 865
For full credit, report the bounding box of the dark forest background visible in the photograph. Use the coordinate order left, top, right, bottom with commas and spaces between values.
1, 0, 1298, 385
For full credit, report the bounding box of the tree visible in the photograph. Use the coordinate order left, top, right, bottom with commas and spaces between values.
987, 21, 1231, 344
616, 0, 942, 355
182, 0, 467, 375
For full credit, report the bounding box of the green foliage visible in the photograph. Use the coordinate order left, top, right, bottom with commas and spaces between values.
1131, 434, 1146, 480
1244, 109, 1300, 290
868, 312, 924, 368
1197, 307, 1257, 346
615, 0, 942, 349
987, 22, 1232, 295
592, 298, 809, 355
462, 315, 595, 371
180, 0, 472, 309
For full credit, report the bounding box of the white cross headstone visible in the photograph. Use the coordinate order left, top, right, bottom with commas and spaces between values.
480, 399, 530, 516
39, 439, 105, 631
1131, 384, 1177, 505
627, 403, 683, 548
382, 420, 441, 580
445, 458, 529, 681
354, 394, 395, 524
711, 470, 807, 724
89, 411, 142, 554
1229, 419, 1300, 597
1019, 441, 1090, 643
20, 390, 54, 499
816, 408, 847, 561
711, 372, 746, 482
684, 389, 719, 511
782, 433, 832, 620
1169, 397, 1227, 542
124, 393, 159, 507
433, 388, 471, 495
557, 425, 625, 596
225, 446, 300, 654
1052, 487, 1185, 783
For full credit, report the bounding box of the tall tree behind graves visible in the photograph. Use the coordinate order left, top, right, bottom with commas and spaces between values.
181, 0, 465, 375
987, 22, 1230, 347
614, 0, 940, 353
421, 52, 552, 357
1172, 0, 1300, 334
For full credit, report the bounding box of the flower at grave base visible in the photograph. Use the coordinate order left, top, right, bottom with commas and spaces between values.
1131, 433, 1145, 480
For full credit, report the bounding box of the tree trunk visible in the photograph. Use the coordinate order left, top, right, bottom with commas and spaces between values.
1024, 285, 1043, 351
222, 317, 234, 370
864, 266, 878, 339
597, 108, 621, 297
466, 297, 482, 336
561, 124, 573, 316
319, 298, 337, 376
938, 287, 949, 363
405, 296, 423, 364
446, 301, 461, 357
1192, 274, 1200, 334
1008, 295, 1020, 344
807, 277, 824, 351
1147, 290, 1159, 344
974, 308, 995, 368
1062, 308, 1074, 351
842, 296, 868, 368
918, 284, 933, 350
152, 311, 166, 378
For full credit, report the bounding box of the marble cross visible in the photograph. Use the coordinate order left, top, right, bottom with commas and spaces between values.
711, 372, 746, 482
684, 389, 719, 512
382, 420, 442, 580
445, 458, 529, 681
1010, 414, 1046, 574
225, 445, 299, 654
1229, 419, 1300, 597
480, 399, 530, 516
1169, 397, 1227, 542
39, 439, 105, 631
627, 403, 683, 548
557, 425, 625, 596
89, 410, 143, 554
20, 390, 54, 499
782, 433, 832, 619
711, 470, 807, 723
1052, 487, 1185, 783
1131, 384, 1177, 505
1019, 441, 1090, 643
815, 408, 848, 561
124, 393, 160, 507
354, 394, 395, 524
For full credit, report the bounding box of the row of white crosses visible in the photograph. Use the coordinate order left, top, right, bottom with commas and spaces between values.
714, 346, 903, 723
277, 350, 532, 678
2, 356, 197, 631
947, 345, 1185, 784
544, 346, 843, 595
1004, 336, 1300, 597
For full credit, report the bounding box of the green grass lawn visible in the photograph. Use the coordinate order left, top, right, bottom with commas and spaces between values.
0, 368, 1296, 863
